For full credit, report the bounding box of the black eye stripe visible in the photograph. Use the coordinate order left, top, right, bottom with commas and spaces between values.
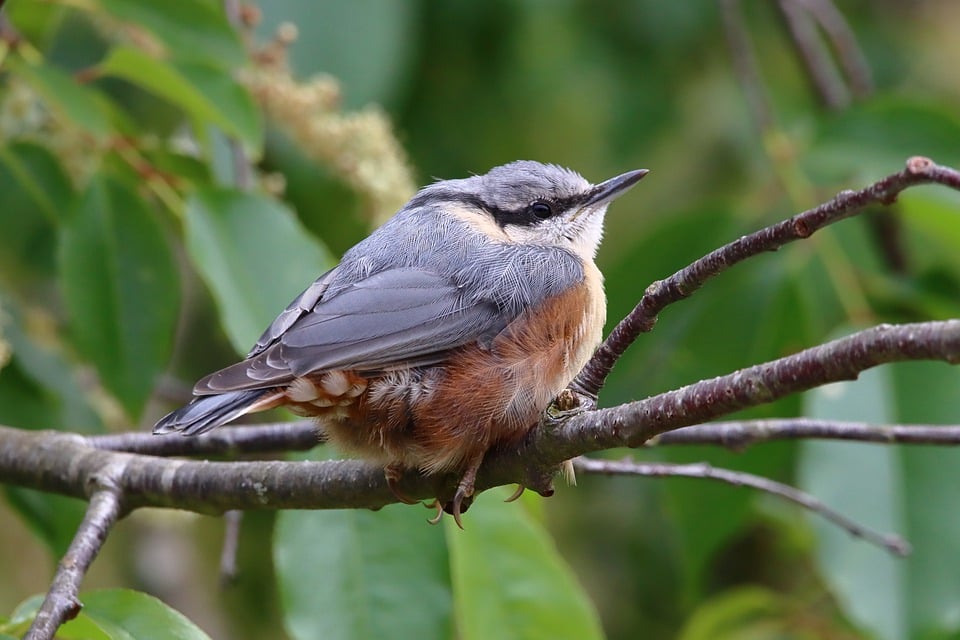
416, 191, 584, 228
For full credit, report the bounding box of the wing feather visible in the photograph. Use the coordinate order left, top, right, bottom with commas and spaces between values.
195, 267, 503, 393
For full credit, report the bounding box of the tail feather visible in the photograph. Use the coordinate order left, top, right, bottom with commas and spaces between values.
153, 389, 275, 436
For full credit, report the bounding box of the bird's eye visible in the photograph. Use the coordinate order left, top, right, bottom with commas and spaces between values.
530, 201, 553, 219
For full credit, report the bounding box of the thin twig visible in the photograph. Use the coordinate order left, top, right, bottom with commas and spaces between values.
89, 422, 321, 456
719, 0, 775, 131
801, 0, 873, 97
222, 0, 254, 191
574, 457, 910, 556
219, 510, 243, 585
92, 417, 960, 459
573, 156, 960, 397
650, 418, 960, 449
547, 320, 960, 461
4, 322, 960, 514
24, 485, 124, 640
777, 0, 850, 109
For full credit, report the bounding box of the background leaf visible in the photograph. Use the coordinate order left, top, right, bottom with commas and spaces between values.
800, 352, 960, 639
6, 57, 111, 139
275, 503, 452, 640
63, 589, 211, 640
184, 188, 334, 354
94, 0, 245, 68
59, 176, 179, 419
799, 363, 906, 640
98, 47, 262, 152
447, 487, 605, 640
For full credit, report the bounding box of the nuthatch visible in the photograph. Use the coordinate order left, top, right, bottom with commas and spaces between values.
154, 161, 647, 524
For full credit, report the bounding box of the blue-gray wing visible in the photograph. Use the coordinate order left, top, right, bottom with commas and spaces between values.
246, 267, 338, 359
194, 267, 506, 394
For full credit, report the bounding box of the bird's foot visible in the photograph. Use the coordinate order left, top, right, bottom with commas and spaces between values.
384, 463, 418, 505
441, 455, 484, 529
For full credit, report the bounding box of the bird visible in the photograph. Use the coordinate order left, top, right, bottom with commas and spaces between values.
154, 160, 647, 525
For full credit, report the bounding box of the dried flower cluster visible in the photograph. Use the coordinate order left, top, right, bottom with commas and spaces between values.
245, 24, 416, 225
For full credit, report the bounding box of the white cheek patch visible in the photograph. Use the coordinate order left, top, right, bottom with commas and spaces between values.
502, 206, 607, 262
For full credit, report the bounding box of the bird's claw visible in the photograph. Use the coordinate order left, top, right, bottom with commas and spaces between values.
425, 500, 444, 525
385, 464, 419, 505
504, 484, 526, 502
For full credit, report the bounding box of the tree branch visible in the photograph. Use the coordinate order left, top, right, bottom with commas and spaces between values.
3, 157, 960, 640
88, 422, 321, 456
797, 0, 873, 98
574, 457, 910, 556
650, 418, 960, 449
24, 485, 124, 640
542, 320, 960, 463
573, 156, 960, 397
718, 0, 775, 131
777, 0, 850, 109
4, 321, 959, 515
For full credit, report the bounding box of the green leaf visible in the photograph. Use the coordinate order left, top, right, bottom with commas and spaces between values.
447, 487, 604, 640
678, 587, 793, 640
176, 61, 263, 156
2, 594, 113, 639
274, 504, 452, 640
799, 363, 906, 640
98, 46, 262, 152
184, 188, 334, 353
899, 190, 960, 276
94, 0, 245, 68
0, 142, 74, 282
798, 354, 960, 639
5, 0, 67, 51
891, 363, 960, 639
68, 589, 210, 639
59, 176, 179, 418
0, 295, 103, 432
6, 56, 112, 140
805, 99, 960, 184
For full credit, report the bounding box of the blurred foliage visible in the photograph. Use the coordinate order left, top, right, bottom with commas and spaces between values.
1, 0, 960, 638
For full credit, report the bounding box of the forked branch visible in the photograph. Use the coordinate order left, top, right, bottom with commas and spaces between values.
573, 157, 960, 397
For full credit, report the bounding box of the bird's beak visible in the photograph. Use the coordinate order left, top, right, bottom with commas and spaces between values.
582, 169, 649, 208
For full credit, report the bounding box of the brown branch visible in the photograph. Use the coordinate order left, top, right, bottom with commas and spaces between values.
719, 0, 775, 131
219, 510, 243, 585
89, 422, 321, 456
574, 457, 910, 556
4, 157, 960, 639
223, 0, 253, 190
543, 320, 960, 463
24, 485, 124, 640
5, 321, 958, 515
777, 0, 850, 109
92, 416, 960, 461
573, 156, 960, 398
800, 0, 873, 98
650, 418, 960, 449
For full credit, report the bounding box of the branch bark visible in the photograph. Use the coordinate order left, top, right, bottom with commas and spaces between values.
651, 418, 960, 449
4, 320, 959, 515
573, 156, 960, 397
2, 157, 959, 639
24, 486, 123, 639
573, 457, 909, 556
